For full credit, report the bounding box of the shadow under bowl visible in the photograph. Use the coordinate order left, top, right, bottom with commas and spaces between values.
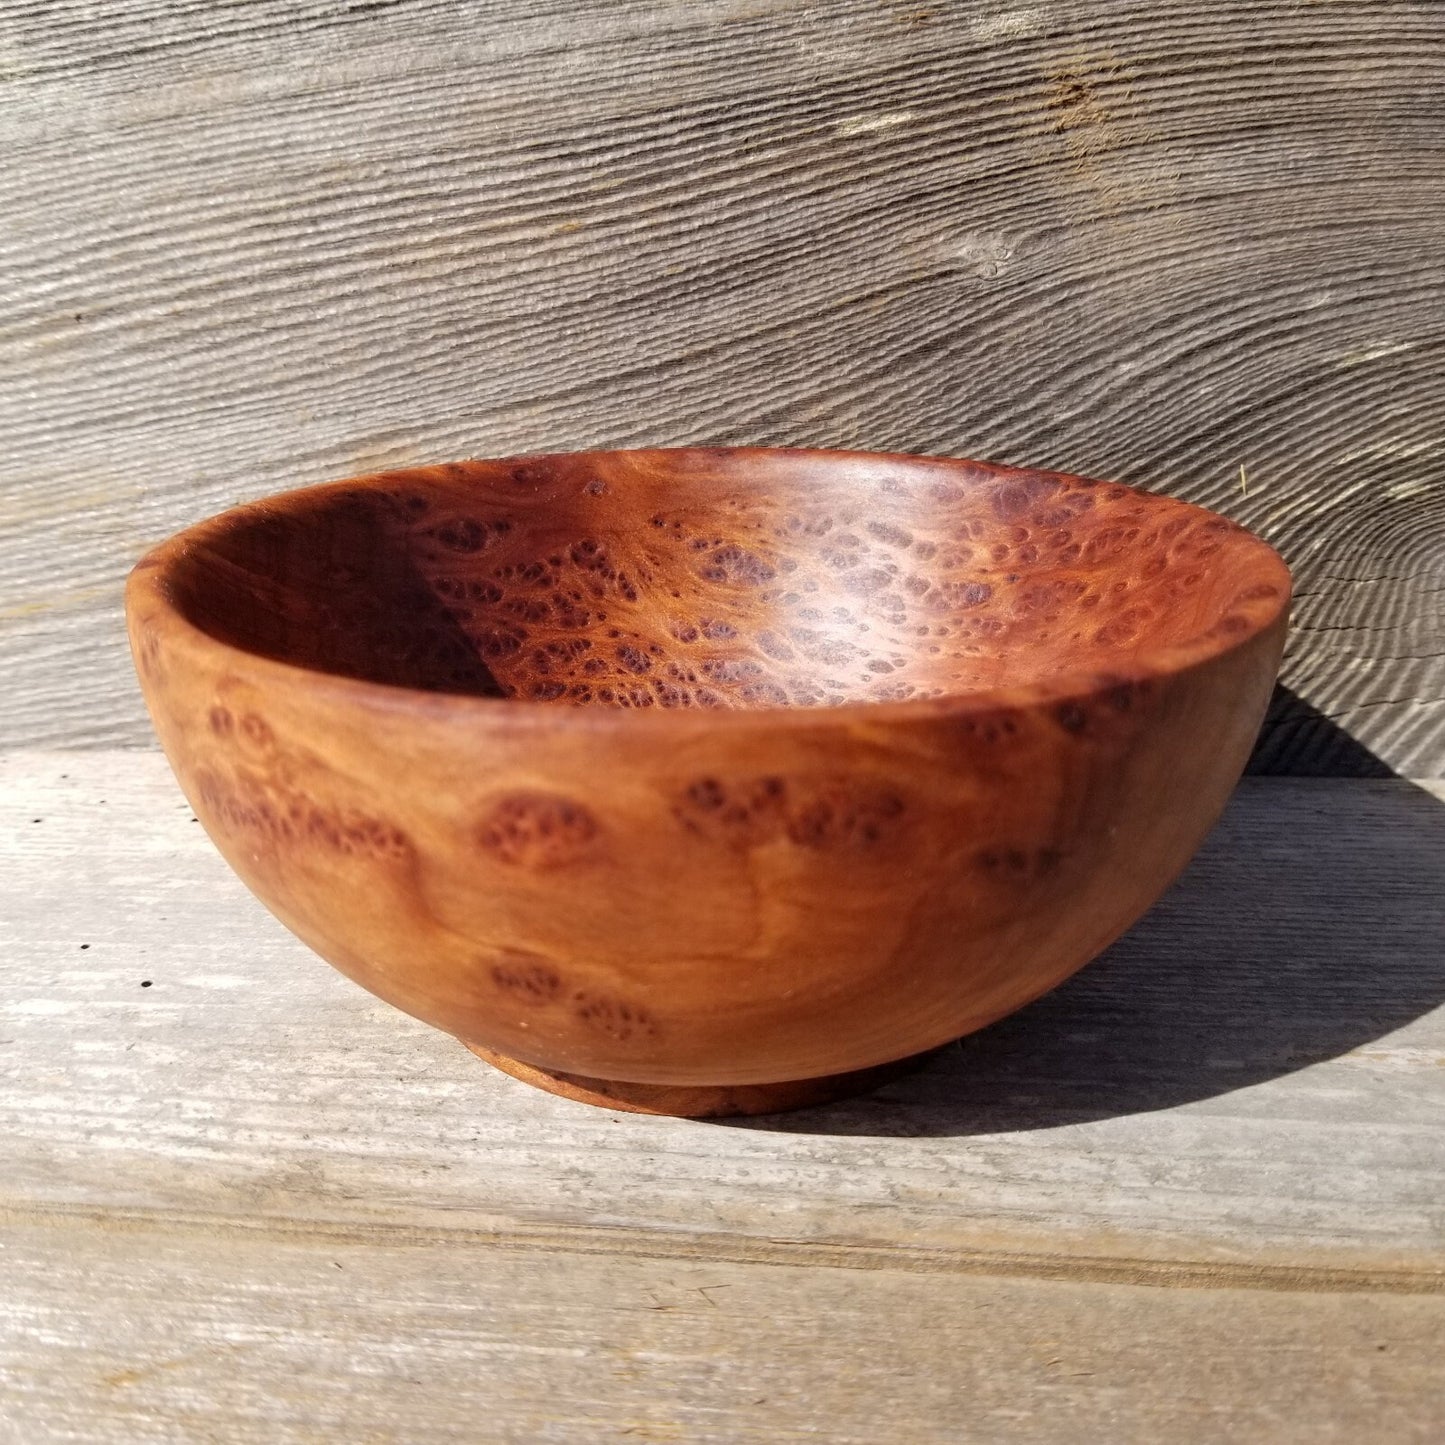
126, 447, 1290, 1115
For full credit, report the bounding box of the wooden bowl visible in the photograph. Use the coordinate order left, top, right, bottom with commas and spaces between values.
126, 447, 1290, 1116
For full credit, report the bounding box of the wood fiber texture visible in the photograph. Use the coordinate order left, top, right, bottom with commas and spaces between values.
1, 1, 1442, 770
1, 752, 1443, 1440
4, 1219, 1443, 1445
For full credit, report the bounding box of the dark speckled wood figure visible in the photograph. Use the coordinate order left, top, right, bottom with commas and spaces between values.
125, 447, 1290, 1116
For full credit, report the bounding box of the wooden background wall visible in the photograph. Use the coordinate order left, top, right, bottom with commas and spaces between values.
2, 0, 1441, 773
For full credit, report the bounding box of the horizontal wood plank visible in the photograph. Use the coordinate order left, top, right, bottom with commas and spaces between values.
0, 752, 1441, 1273
1, 751, 1443, 1438
0, 1, 1442, 769
3, 1216, 1443, 1445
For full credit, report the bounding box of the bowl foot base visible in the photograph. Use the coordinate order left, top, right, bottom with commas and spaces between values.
464, 1044, 928, 1118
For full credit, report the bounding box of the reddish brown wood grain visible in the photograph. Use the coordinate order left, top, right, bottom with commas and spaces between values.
125, 448, 1289, 1114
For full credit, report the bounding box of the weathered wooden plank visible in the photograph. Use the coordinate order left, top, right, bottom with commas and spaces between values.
1, 2, 1442, 768
1, 752, 1442, 1281
2, 1216, 1442, 1445
2, 754, 1443, 1441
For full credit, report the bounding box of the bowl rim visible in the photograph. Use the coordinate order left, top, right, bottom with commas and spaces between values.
126, 445, 1293, 733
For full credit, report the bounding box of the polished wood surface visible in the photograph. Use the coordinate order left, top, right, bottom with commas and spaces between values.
126, 448, 1289, 1112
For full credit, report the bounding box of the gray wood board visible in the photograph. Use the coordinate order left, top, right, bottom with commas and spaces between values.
1, 752, 1443, 1439
1, 751, 1442, 1271
4, 1217, 1443, 1445
1, 1, 1442, 770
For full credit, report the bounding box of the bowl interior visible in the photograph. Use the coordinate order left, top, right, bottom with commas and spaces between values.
159, 449, 1284, 709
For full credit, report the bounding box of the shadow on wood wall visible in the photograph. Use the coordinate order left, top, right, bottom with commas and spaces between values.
1249, 684, 1397, 777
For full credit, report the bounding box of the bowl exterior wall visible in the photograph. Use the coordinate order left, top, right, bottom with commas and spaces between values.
127, 579, 1285, 1085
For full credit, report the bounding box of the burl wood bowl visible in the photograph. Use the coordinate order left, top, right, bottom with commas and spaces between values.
127, 447, 1290, 1117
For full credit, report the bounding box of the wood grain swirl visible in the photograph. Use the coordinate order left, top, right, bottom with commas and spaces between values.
0, 0, 1441, 768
